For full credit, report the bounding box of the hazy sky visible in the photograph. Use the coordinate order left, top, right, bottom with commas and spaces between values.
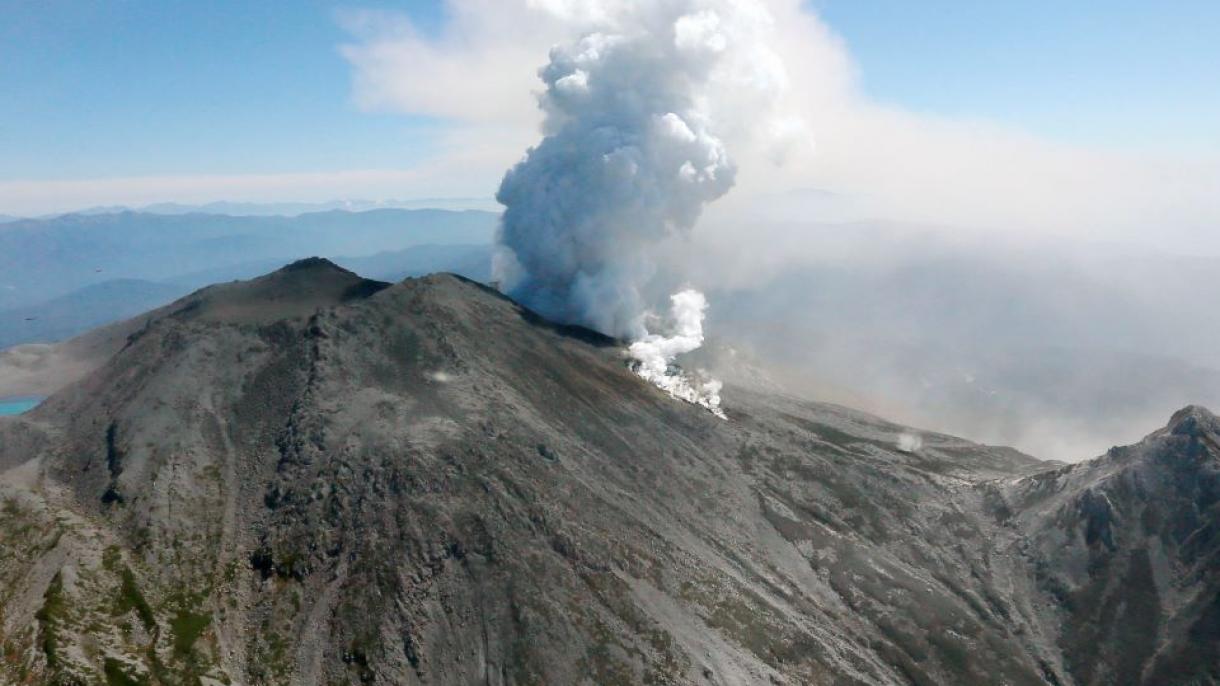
2, 0, 1218, 222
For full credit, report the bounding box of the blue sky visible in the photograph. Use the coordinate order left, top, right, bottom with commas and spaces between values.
0, 0, 447, 181
0, 0, 1217, 200
813, 0, 1220, 156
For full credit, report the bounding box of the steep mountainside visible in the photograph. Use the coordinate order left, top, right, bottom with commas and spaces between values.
1000, 407, 1220, 684
0, 259, 1215, 685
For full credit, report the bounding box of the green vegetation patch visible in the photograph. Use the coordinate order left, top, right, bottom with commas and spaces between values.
102, 546, 122, 572
104, 657, 149, 686
116, 567, 156, 631
34, 572, 67, 669
170, 607, 212, 658
1, 497, 20, 517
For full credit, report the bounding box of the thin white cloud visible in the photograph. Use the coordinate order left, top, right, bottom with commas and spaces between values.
0, 162, 501, 217
337, 5, 545, 126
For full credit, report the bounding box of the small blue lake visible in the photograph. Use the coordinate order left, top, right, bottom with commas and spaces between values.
0, 397, 43, 416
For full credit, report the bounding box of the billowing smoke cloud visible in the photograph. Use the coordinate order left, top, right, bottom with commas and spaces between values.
493, 0, 789, 413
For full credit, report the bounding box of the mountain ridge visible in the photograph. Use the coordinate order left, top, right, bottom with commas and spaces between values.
0, 259, 1215, 685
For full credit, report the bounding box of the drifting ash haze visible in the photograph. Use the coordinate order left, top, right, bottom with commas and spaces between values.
493, 0, 792, 413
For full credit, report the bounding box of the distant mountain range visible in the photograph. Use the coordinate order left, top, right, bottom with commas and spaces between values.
0, 280, 185, 351
1, 198, 499, 220
0, 208, 498, 312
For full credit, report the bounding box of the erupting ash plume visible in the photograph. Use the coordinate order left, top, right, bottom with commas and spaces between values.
494, 0, 789, 414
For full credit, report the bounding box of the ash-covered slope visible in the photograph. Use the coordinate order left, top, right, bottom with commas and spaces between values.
0, 258, 1215, 686
998, 406, 1220, 685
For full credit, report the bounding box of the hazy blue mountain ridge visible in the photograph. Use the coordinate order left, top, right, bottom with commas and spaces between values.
0, 209, 497, 311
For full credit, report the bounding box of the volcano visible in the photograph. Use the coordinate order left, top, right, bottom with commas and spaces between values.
0, 258, 1217, 685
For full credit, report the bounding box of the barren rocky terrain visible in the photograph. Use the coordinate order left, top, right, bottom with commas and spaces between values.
0, 259, 1216, 685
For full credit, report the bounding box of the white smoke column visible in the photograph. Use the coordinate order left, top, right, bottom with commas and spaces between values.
628, 290, 725, 417
897, 432, 924, 453
494, 0, 788, 414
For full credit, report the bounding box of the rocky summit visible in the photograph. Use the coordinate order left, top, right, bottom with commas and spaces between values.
0, 259, 1217, 686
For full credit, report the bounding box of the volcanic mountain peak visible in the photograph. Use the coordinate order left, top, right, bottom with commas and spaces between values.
279, 256, 349, 273
165, 256, 390, 326
1166, 404, 1219, 437
0, 262, 1217, 685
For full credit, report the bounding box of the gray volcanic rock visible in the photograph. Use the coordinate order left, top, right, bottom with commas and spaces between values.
0, 258, 1215, 685
998, 406, 1220, 685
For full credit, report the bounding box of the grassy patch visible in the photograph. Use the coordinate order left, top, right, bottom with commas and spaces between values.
104, 657, 149, 686
102, 546, 122, 572
1, 497, 20, 517
170, 608, 211, 658
34, 572, 66, 669
116, 567, 156, 631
